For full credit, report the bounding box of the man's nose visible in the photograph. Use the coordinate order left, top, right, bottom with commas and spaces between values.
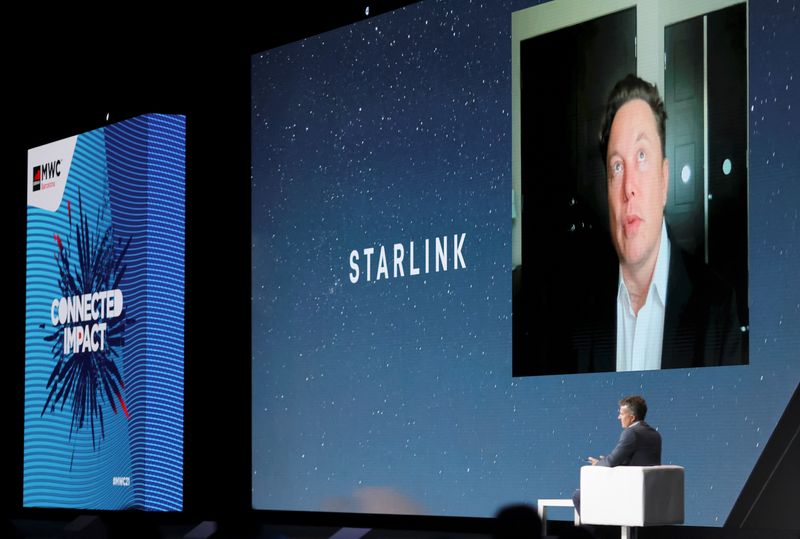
622, 164, 636, 200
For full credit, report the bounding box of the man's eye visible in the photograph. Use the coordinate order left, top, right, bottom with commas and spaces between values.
638, 150, 646, 162
613, 162, 623, 174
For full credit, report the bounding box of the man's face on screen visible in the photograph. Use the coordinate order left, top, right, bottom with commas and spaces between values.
606, 99, 669, 275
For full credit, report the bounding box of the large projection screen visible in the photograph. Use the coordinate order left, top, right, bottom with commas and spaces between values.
252, 0, 800, 525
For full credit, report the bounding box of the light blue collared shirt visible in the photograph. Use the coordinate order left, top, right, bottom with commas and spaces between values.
616, 221, 671, 371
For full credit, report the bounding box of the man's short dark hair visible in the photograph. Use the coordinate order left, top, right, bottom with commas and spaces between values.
494, 503, 542, 539
599, 74, 667, 167
620, 395, 648, 421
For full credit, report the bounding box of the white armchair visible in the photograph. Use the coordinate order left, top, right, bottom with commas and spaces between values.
580, 465, 684, 538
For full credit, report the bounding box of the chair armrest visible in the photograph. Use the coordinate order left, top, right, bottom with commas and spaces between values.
580, 465, 684, 527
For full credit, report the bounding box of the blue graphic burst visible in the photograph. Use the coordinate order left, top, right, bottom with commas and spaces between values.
40, 191, 132, 449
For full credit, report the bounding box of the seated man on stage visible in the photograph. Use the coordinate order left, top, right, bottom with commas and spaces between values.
573, 395, 661, 515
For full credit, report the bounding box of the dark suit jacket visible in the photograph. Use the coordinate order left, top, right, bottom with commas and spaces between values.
597, 421, 661, 467
573, 232, 745, 372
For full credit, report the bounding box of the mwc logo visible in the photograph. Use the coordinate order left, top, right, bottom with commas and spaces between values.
32, 160, 61, 191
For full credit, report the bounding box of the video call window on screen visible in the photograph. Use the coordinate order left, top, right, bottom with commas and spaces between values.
512, 1, 749, 376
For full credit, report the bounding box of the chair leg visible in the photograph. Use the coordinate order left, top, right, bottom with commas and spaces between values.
538, 506, 548, 536
620, 525, 637, 539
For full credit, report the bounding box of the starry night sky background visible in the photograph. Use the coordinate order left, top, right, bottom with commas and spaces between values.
251, 0, 799, 525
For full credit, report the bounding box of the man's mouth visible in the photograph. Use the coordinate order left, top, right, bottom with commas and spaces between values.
623, 215, 641, 236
